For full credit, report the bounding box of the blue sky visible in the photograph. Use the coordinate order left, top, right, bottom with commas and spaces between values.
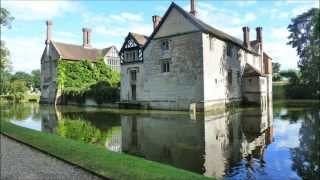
1, 0, 319, 72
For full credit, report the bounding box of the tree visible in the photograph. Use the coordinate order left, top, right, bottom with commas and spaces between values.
272, 62, 281, 74
0, 8, 14, 28
10, 80, 28, 102
272, 62, 281, 81
0, 8, 14, 70
31, 69, 41, 90
0, 70, 11, 94
287, 8, 320, 98
0, 41, 11, 70
11, 71, 33, 88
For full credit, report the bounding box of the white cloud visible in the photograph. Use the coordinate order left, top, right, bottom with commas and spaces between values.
109, 12, 143, 23
271, 28, 289, 39
1, 0, 80, 21
237, 0, 257, 7
95, 23, 152, 38
264, 41, 299, 70
83, 11, 152, 39
83, 12, 144, 26
291, 6, 312, 16
244, 12, 256, 22
273, 119, 301, 148
3, 37, 43, 72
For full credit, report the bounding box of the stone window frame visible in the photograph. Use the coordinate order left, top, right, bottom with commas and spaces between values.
130, 70, 137, 81
160, 39, 170, 51
228, 70, 232, 85
237, 71, 241, 84
161, 59, 170, 73
226, 43, 232, 57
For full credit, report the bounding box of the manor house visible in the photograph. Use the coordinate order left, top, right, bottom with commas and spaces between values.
40, 21, 120, 104
120, 0, 272, 111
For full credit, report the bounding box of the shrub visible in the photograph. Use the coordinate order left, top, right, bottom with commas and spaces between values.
57, 58, 120, 104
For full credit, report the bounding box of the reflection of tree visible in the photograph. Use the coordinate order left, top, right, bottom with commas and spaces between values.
291, 109, 320, 179
0, 103, 33, 121
57, 118, 108, 146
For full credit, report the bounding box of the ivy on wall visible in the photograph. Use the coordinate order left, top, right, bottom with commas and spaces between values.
57, 58, 120, 103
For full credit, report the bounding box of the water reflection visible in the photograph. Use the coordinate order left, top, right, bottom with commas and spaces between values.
1, 102, 319, 179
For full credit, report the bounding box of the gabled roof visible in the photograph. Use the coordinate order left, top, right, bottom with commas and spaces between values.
131, 32, 148, 46
144, 2, 259, 55
119, 32, 148, 53
51, 41, 114, 61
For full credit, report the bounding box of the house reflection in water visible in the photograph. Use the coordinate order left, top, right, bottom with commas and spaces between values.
121, 104, 273, 177
39, 103, 273, 178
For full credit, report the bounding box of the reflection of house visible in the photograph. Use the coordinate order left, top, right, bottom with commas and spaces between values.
121, 103, 273, 178
120, 0, 272, 111
40, 21, 120, 104
121, 114, 205, 174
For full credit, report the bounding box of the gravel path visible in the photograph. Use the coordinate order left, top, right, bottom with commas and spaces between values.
0, 135, 103, 180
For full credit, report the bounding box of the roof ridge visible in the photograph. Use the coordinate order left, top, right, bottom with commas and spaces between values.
52, 41, 102, 51
143, 2, 259, 55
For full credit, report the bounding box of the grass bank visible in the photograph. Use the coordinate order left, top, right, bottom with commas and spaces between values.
0, 121, 212, 180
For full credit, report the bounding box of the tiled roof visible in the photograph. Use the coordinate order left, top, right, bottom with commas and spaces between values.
130, 32, 148, 46
52, 41, 112, 61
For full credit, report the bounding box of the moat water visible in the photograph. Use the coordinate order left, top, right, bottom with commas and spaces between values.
1, 102, 319, 179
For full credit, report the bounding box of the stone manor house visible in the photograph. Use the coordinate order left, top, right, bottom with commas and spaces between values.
40, 21, 120, 104
120, 0, 272, 111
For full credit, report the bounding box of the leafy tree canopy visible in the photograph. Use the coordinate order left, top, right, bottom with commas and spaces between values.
0, 8, 14, 71
287, 8, 320, 98
272, 62, 281, 74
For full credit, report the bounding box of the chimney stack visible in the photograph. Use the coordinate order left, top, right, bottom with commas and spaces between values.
256, 27, 263, 44
46, 20, 52, 44
152, 15, 161, 29
82, 28, 92, 48
190, 0, 197, 16
242, 26, 250, 48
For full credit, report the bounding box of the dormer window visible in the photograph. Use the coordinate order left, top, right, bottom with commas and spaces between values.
161, 40, 169, 51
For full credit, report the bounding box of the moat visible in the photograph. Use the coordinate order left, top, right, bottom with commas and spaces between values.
1, 102, 319, 179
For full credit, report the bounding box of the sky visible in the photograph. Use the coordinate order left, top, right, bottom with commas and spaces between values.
1, 0, 319, 73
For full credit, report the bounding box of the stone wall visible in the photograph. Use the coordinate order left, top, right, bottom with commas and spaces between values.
143, 32, 204, 110
120, 63, 144, 101
201, 33, 263, 110
40, 43, 60, 104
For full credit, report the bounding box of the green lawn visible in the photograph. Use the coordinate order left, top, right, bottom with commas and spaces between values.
0, 121, 213, 180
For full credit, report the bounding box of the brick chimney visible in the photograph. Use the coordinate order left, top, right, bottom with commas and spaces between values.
152, 15, 161, 29
82, 28, 91, 48
242, 26, 250, 48
256, 27, 263, 45
45, 20, 52, 44
190, 0, 197, 16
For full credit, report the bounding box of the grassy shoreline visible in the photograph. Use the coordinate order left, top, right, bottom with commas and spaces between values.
0, 121, 212, 180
